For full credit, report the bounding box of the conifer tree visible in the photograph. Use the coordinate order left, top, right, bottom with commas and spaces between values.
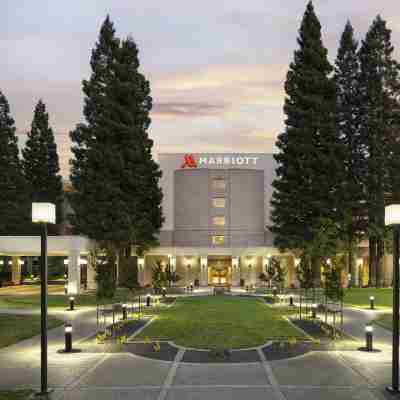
70, 16, 163, 262
358, 16, 400, 286
22, 100, 63, 231
0, 90, 29, 234
333, 21, 365, 286
271, 1, 345, 285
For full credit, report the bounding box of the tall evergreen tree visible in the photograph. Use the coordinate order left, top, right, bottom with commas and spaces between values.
270, 1, 345, 285
333, 21, 365, 286
70, 16, 163, 262
0, 90, 29, 234
358, 16, 400, 287
22, 100, 63, 231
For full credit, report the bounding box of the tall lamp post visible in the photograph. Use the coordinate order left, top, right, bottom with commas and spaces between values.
32, 203, 56, 397
385, 204, 400, 394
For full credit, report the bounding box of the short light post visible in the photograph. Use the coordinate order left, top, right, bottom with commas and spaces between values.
65, 324, 72, 353
311, 303, 317, 319
146, 294, 151, 307
122, 303, 127, 320
32, 202, 55, 397
370, 296, 375, 310
69, 296, 75, 311
385, 204, 400, 394
365, 325, 373, 352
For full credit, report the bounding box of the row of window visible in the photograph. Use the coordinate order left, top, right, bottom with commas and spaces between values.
212, 235, 225, 245
213, 179, 226, 230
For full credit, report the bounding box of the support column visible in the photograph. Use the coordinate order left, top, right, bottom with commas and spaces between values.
67, 250, 81, 295
293, 257, 300, 288
250, 259, 257, 286
384, 254, 394, 287
200, 256, 208, 286
138, 257, 145, 287
281, 257, 288, 288
231, 257, 240, 287
87, 254, 97, 291
355, 258, 362, 288
11, 257, 21, 284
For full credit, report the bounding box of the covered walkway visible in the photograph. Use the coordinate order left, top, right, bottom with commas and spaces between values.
0, 236, 94, 294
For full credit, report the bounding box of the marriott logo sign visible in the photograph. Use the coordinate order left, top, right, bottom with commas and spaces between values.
181, 154, 259, 168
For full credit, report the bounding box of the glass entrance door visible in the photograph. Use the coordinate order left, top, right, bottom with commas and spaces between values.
208, 260, 231, 286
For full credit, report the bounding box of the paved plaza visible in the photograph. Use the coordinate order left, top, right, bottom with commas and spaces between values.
0, 301, 397, 400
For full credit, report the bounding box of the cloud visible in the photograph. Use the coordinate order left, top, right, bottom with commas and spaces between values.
152, 101, 229, 118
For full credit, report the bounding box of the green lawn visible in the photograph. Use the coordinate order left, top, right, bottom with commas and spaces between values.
0, 390, 33, 400
344, 288, 393, 309
0, 288, 146, 309
0, 314, 63, 348
136, 296, 305, 349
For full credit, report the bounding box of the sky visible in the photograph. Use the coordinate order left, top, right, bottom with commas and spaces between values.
2, 0, 400, 178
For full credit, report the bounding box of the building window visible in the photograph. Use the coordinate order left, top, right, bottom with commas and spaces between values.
213, 179, 226, 190
213, 216, 225, 226
213, 198, 226, 208
212, 235, 225, 245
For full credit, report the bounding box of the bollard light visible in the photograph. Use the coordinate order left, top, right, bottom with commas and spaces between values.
122, 303, 127, 320
370, 296, 375, 310
69, 296, 75, 311
162, 287, 167, 298
312, 303, 317, 319
365, 324, 374, 352
64, 284, 68, 295
289, 296, 294, 306
146, 294, 151, 307
190, 283, 193, 292
65, 324, 72, 353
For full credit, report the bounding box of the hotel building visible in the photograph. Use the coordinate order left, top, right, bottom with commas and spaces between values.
0, 153, 385, 293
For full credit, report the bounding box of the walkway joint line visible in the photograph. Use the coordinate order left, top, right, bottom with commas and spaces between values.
157, 348, 185, 400
257, 348, 287, 400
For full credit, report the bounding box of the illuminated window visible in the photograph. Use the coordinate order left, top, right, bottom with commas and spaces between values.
213, 216, 225, 226
212, 235, 225, 245
213, 198, 226, 208
213, 179, 226, 190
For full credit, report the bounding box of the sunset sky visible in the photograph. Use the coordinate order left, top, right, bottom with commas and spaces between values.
2, 1, 400, 177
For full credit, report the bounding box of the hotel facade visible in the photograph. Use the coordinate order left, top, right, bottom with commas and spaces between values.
0, 153, 388, 293
140, 153, 296, 288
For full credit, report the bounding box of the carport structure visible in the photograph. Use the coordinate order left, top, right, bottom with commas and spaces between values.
0, 236, 95, 294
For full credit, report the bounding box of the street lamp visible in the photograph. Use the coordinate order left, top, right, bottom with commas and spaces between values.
32, 202, 55, 397
385, 204, 400, 394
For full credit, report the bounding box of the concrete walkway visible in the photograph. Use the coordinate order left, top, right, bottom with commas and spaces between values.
0, 300, 395, 399
341, 307, 393, 346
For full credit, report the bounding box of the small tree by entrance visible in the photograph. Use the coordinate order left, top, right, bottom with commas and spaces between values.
264, 257, 286, 292
165, 262, 181, 288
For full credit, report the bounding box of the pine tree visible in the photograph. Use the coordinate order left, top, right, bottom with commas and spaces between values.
70, 16, 163, 261
0, 90, 30, 234
358, 16, 400, 287
271, 1, 345, 285
333, 21, 365, 287
22, 100, 63, 231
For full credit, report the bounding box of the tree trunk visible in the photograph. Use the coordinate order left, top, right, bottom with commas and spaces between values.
348, 245, 354, 287
376, 238, 384, 288
312, 257, 321, 288
369, 237, 377, 287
